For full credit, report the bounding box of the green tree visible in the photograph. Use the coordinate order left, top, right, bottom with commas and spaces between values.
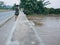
55, 9, 60, 14
49, 8, 55, 14
12, 3, 16, 10
20, 0, 50, 15
0, 1, 4, 8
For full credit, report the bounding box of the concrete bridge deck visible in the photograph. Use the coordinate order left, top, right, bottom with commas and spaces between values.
6, 11, 44, 45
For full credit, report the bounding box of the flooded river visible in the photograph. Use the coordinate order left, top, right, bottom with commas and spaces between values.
0, 11, 14, 22
34, 17, 60, 45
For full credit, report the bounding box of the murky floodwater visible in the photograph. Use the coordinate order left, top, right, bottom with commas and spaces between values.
39, 17, 60, 28
0, 11, 14, 22
35, 17, 60, 45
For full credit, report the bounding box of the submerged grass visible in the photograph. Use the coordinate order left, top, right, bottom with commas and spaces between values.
27, 14, 60, 26
27, 14, 44, 26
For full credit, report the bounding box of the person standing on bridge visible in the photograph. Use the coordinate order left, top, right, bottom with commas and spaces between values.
15, 4, 19, 21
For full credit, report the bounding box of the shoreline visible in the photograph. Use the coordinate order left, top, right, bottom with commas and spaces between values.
27, 14, 60, 26
0, 9, 13, 12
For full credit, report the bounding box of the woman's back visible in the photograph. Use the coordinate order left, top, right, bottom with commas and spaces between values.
15, 6, 19, 15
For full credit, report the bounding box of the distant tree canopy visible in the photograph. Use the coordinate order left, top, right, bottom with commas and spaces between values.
0, 1, 4, 8
0, 1, 12, 9
12, 4, 16, 10
20, 0, 60, 15
48, 8, 60, 14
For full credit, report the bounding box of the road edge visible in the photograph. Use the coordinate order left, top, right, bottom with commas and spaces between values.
0, 15, 14, 27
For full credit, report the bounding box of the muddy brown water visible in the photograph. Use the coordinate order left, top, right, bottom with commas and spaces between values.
32, 17, 60, 45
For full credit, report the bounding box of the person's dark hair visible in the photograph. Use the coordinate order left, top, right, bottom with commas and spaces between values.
15, 5, 19, 7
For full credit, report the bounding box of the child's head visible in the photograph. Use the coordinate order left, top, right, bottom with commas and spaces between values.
15, 4, 19, 7
16, 5, 19, 7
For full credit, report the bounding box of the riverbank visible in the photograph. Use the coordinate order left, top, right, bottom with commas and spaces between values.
27, 14, 60, 26
0, 9, 12, 12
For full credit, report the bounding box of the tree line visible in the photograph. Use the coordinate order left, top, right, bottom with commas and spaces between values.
0, 1, 12, 9
19, 0, 60, 15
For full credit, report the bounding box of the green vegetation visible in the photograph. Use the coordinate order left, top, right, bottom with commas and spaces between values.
12, 4, 16, 10
0, 1, 4, 8
0, 1, 13, 12
20, 0, 60, 15
20, 0, 50, 15
48, 8, 60, 14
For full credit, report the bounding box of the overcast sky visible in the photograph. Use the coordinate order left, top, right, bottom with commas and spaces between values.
0, 0, 60, 8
